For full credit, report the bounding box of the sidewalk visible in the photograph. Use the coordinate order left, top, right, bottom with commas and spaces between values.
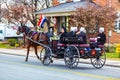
0, 48, 120, 68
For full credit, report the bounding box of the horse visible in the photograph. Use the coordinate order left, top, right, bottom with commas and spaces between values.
16, 25, 49, 62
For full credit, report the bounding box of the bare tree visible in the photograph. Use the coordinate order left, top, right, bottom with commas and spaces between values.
2, 0, 52, 30
0, 0, 7, 22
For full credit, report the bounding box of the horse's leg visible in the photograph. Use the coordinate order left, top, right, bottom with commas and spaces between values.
34, 46, 39, 60
25, 46, 30, 62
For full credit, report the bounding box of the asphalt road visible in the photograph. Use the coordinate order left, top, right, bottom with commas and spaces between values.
0, 52, 120, 80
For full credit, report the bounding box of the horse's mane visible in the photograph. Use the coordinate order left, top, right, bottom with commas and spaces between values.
24, 26, 31, 34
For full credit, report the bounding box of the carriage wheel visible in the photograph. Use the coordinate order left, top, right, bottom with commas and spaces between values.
39, 48, 45, 61
40, 47, 51, 66
64, 45, 79, 68
90, 49, 106, 69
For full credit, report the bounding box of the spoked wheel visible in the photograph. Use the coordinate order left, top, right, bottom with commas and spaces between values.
39, 48, 45, 61
90, 49, 106, 69
64, 45, 79, 68
40, 47, 52, 66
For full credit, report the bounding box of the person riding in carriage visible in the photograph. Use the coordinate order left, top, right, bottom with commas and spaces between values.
76, 27, 87, 44
97, 27, 106, 45
59, 26, 68, 44
68, 27, 77, 37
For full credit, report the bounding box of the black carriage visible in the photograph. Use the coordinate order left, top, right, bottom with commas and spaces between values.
39, 36, 106, 69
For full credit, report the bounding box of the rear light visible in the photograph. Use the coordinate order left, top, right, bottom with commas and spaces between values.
92, 50, 96, 55
80, 50, 84, 54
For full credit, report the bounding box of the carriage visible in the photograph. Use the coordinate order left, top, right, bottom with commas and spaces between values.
17, 26, 106, 69
40, 36, 106, 69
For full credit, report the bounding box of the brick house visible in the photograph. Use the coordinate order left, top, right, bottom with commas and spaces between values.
36, 0, 120, 43
93, 0, 120, 43
36, 0, 95, 32
52, 0, 120, 43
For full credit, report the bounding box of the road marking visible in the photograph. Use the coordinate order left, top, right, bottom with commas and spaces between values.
0, 59, 119, 80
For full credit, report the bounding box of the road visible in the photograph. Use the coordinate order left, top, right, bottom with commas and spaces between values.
0, 52, 120, 80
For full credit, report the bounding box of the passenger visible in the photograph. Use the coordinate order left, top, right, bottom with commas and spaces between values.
68, 27, 77, 37
59, 26, 68, 43
76, 27, 87, 44
97, 27, 106, 45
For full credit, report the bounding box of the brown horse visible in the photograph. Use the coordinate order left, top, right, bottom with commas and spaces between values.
16, 26, 49, 62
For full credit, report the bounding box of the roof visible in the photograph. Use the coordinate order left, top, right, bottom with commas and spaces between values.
35, 1, 96, 16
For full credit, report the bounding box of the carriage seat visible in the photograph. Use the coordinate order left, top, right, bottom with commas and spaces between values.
79, 44, 90, 47
89, 38, 97, 43
57, 43, 65, 47
64, 37, 83, 44
98, 45, 104, 48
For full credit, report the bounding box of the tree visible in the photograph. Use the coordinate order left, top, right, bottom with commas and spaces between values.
0, 0, 7, 22
2, 0, 52, 30
69, 2, 117, 37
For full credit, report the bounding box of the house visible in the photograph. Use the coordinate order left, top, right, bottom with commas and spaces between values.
35, 0, 95, 32
93, 0, 120, 43
36, 0, 120, 43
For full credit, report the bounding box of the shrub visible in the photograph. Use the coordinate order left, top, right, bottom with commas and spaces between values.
7, 39, 18, 46
105, 46, 116, 53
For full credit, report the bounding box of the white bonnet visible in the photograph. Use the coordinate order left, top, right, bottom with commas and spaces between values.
99, 27, 104, 33
70, 27, 77, 32
80, 27, 86, 33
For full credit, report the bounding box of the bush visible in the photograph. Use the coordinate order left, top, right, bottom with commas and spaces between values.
105, 46, 116, 53
7, 39, 18, 46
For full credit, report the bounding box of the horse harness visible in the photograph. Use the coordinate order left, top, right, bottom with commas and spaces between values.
26, 30, 45, 42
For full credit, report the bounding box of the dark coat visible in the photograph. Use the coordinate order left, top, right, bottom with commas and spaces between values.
60, 32, 68, 43
77, 32, 87, 44
97, 32, 106, 45
68, 31, 76, 37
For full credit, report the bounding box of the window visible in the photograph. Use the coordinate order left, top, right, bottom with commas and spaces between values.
0, 30, 3, 34
114, 12, 120, 33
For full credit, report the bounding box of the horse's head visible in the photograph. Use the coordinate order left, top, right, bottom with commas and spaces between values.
16, 26, 28, 35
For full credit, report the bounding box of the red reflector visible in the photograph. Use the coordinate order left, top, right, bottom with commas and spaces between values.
92, 50, 96, 55
80, 50, 84, 54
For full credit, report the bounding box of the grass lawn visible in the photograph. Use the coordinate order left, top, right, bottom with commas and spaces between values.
106, 52, 120, 60
0, 43, 13, 48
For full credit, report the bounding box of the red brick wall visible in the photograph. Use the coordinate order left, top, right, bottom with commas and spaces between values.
108, 31, 120, 43
93, 0, 120, 10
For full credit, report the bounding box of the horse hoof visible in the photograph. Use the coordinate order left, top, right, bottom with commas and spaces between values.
25, 60, 28, 62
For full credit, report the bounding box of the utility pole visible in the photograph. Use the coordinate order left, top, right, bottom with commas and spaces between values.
108, 0, 112, 52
